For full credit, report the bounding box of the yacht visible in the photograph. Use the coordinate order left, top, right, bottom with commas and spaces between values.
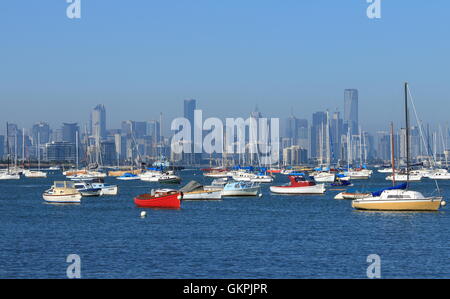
24, 170, 47, 178
270, 175, 325, 194
222, 181, 261, 197
312, 172, 336, 183
73, 181, 102, 197
43, 181, 82, 203
353, 83, 446, 211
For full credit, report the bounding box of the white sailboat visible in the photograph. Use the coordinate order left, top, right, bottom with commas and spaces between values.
353, 83, 446, 211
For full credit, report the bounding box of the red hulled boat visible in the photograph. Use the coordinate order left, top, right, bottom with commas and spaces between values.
134, 189, 182, 209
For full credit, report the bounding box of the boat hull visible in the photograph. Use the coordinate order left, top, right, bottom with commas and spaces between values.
313, 174, 335, 183
79, 189, 102, 197
43, 193, 82, 203
352, 197, 443, 211
270, 184, 325, 194
182, 190, 222, 200
222, 187, 260, 197
0, 174, 20, 180
134, 193, 181, 209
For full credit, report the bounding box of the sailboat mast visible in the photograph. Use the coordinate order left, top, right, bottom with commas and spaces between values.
405, 82, 410, 186
37, 132, 40, 171
6, 122, 10, 173
391, 122, 396, 186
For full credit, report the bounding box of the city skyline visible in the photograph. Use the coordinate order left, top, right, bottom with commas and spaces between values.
1, 1, 449, 132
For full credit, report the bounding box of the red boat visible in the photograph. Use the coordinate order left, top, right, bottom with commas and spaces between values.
134, 189, 182, 209
267, 169, 281, 174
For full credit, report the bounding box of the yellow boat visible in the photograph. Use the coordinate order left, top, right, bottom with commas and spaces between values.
352, 190, 444, 211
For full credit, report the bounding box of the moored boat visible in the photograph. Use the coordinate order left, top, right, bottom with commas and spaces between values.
180, 180, 223, 200
134, 189, 182, 209
222, 181, 261, 197
42, 181, 82, 203
73, 181, 102, 197
270, 175, 325, 194
117, 173, 141, 180
352, 189, 444, 211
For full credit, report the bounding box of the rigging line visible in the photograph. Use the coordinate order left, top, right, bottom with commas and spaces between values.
407, 86, 434, 165
407, 85, 440, 193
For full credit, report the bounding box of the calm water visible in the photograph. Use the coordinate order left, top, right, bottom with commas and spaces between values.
0, 170, 449, 279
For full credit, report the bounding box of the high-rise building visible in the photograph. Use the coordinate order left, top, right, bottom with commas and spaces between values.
310, 112, 327, 160
147, 120, 161, 143
282, 146, 308, 166
330, 111, 344, 162
44, 142, 77, 162
121, 120, 147, 139
183, 99, 197, 164
284, 115, 309, 155
32, 122, 51, 145
91, 104, 107, 140
344, 89, 359, 135
62, 123, 79, 144
376, 131, 391, 161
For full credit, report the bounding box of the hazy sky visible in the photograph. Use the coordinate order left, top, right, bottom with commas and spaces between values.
1, 1, 449, 135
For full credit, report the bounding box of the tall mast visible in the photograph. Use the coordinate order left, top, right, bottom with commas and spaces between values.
37, 132, 40, 171
390, 122, 396, 186
6, 122, 10, 173
76, 130, 79, 170
405, 82, 410, 186
22, 128, 25, 168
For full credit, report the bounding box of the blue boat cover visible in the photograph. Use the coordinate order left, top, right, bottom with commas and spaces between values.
371, 183, 407, 197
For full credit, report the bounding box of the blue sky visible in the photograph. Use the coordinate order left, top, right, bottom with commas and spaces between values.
1, 0, 449, 134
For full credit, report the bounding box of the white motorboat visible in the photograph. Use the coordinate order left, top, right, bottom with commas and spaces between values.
204, 178, 229, 191
231, 171, 256, 182
88, 178, 118, 195
180, 180, 223, 200
73, 181, 102, 197
42, 181, 82, 203
270, 176, 326, 194
386, 174, 422, 182
182, 190, 223, 200
427, 172, 450, 180
139, 170, 162, 182
24, 170, 47, 178
345, 169, 372, 180
222, 181, 261, 197
312, 172, 336, 183
0, 172, 20, 180
250, 174, 274, 183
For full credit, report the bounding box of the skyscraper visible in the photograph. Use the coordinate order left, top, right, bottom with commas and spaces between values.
344, 89, 359, 135
183, 99, 197, 163
62, 123, 79, 144
184, 99, 196, 124
32, 122, 51, 145
284, 114, 308, 153
91, 104, 107, 140
310, 112, 327, 161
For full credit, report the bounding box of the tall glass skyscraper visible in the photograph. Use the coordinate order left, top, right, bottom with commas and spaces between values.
183, 99, 197, 163
344, 89, 359, 135
62, 123, 79, 144
91, 104, 107, 140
